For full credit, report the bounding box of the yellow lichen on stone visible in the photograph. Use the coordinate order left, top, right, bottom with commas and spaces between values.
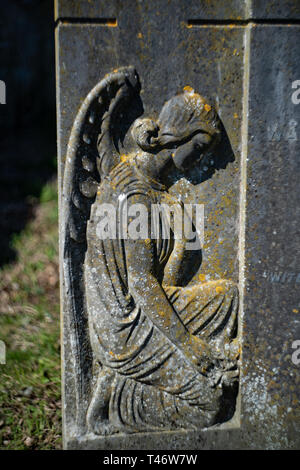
107, 19, 117, 27
120, 154, 128, 163
183, 85, 194, 93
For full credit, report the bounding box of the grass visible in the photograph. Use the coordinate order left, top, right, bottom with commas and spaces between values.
0, 180, 61, 450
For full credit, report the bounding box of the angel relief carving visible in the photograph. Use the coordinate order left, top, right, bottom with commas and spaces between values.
62, 66, 240, 436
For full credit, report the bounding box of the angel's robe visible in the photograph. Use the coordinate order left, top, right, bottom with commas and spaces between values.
85, 160, 238, 431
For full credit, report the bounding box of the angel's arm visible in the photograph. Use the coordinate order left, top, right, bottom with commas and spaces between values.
162, 239, 187, 286
162, 205, 202, 287
124, 197, 214, 374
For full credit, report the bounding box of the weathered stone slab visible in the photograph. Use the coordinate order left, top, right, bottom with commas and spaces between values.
55, 0, 246, 21
56, 0, 300, 450
241, 24, 300, 448
55, 0, 300, 22
251, 1, 300, 19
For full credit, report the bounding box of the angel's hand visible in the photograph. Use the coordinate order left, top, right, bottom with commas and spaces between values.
182, 335, 240, 377
181, 335, 222, 375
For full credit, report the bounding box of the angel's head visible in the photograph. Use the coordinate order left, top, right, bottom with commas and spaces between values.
131, 87, 221, 171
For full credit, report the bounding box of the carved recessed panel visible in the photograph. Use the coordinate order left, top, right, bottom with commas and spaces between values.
62, 67, 240, 436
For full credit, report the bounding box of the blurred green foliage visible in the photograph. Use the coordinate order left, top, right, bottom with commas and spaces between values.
0, 180, 61, 450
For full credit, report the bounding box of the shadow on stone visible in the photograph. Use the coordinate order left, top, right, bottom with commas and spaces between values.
185, 118, 236, 185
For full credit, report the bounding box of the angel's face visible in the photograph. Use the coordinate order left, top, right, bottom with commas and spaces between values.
172, 132, 213, 171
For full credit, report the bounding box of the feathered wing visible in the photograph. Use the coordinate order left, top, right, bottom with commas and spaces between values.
61, 66, 141, 432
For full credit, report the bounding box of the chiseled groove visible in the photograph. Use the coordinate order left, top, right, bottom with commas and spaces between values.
56, 17, 117, 27
56, 17, 300, 28
237, 23, 251, 426
186, 19, 300, 27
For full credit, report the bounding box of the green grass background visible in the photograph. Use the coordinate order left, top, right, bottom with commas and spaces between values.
0, 181, 61, 449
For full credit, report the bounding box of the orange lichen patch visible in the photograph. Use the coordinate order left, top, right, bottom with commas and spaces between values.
110, 184, 116, 190
183, 85, 194, 93
234, 112, 238, 119
183, 88, 208, 112
106, 19, 117, 27
120, 154, 129, 163
215, 285, 224, 294
137, 32, 143, 39
293, 309, 299, 313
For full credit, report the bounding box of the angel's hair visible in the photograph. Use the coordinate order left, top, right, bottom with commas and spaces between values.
132, 87, 220, 152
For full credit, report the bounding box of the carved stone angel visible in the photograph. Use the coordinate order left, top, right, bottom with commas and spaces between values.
62, 66, 240, 436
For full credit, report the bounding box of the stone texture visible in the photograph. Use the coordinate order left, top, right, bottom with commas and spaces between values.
241, 24, 300, 448
55, 0, 300, 21
55, 0, 246, 21
251, 1, 300, 19
56, 0, 300, 449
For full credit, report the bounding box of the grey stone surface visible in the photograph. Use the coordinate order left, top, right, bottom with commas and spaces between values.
55, 0, 246, 21
251, 1, 300, 19
56, 0, 300, 449
55, 0, 300, 21
242, 24, 300, 448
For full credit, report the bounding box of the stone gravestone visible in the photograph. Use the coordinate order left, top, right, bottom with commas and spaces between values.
55, 0, 300, 449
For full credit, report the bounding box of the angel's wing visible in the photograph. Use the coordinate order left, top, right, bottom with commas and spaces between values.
62, 66, 141, 431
